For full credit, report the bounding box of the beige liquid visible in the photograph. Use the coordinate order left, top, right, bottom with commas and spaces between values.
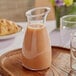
22, 24, 52, 70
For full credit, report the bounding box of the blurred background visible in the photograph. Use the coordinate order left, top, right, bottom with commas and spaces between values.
0, 0, 55, 22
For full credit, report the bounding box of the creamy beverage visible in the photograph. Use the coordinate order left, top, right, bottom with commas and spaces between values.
22, 24, 52, 70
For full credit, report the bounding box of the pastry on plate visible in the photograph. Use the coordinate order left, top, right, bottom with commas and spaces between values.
0, 19, 21, 36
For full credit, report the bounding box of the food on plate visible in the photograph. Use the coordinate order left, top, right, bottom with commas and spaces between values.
0, 19, 21, 36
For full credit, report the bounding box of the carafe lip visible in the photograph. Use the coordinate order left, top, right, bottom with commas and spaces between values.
25, 7, 50, 17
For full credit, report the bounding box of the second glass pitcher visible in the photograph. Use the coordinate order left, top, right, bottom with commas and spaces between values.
22, 7, 52, 70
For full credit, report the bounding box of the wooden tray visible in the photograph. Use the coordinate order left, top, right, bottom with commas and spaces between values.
0, 46, 70, 76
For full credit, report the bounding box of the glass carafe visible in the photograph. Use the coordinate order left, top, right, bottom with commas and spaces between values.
22, 7, 52, 70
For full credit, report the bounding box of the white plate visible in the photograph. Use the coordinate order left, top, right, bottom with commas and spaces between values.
0, 25, 23, 40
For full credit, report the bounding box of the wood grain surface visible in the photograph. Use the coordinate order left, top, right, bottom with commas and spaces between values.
0, 0, 35, 22
0, 46, 70, 76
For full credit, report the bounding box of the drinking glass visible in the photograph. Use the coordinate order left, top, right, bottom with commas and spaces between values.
70, 32, 76, 76
60, 15, 76, 48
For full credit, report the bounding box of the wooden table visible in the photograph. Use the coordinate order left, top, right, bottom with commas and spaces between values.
0, 46, 70, 76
